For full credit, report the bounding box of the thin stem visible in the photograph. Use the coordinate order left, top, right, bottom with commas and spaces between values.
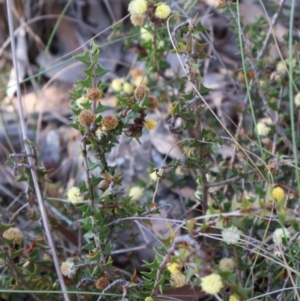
5, 2, 70, 300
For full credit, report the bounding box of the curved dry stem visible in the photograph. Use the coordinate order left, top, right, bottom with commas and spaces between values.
5, 1, 70, 300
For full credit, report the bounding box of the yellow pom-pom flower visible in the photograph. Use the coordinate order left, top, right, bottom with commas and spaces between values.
134, 75, 149, 86
167, 262, 181, 274
145, 297, 153, 301
129, 186, 144, 201
67, 187, 84, 204
155, 3, 171, 19
256, 122, 270, 136
144, 119, 157, 130
273, 227, 290, 247
128, 0, 148, 14
272, 186, 285, 202
219, 257, 235, 272
3, 227, 23, 245
200, 273, 223, 295
123, 82, 135, 94
295, 93, 300, 107
229, 294, 240, 301
111, 78, 124, 92
170, 273, 186, 288
221, 225, 240, 245
60, 260, 77, 279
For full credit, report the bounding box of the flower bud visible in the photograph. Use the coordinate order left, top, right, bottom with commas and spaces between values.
86, 87, 102, 101
95, 276, 109, 289
148, 95, 158, 109
134, 85, 150, 100
78, 110, 96, 126
100, 115, 119, 131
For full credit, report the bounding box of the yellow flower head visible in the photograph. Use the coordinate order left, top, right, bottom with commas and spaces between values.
67, 187, 84, 204
295, 93, 300, 107
155, 3, 171, 19
170, 273, 186, 288
134, 75, 149, 86
60, 260, 77, 279
145, 297, 153, 301
222, 225, 240, 245
200, 273, 223, 295
167, 262, 181, 274
111, 78, 124, 92
144, 119, 157, 130
129, 186, 144, 201
256, 122, 270, 136
128, 0, 148, 14
3, 227, 23, 245
272, 186, 285, 202
229, 294, 240, 301
273, 227, 290, 247
219, 257, 235, 272
123, 82, 135, 94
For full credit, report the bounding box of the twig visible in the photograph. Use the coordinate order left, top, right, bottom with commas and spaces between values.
256, 0, 287, 61
120, 282, 130, 301
97, 279, 127, 301
228, 0, 286, 167
207, 169, 256, 188
172, 18, 209, 213
5, 2, 70, 300
227, 1, 295, 153
71, 261, 103, 271
76, 277, 96, 290
80, 135, 104, 263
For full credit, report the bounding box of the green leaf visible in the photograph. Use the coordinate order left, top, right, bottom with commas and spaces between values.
11, 248, 24, 259
74, 51, 90, 64
96, 64, 110, 77
91, 40, 100, 62
77, 76, 93, 87
88, 158, 99, 171
17, 174, 28, 182
195, 23, 209, 32
83, 64, 94, 77
82, 241, 95, 251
